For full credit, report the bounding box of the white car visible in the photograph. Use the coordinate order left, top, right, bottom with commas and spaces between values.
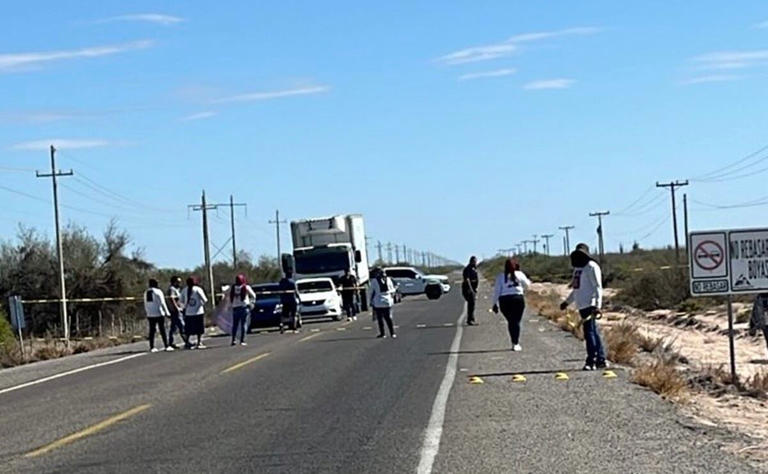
383, 267, 447, 299
296, 278, 343, 321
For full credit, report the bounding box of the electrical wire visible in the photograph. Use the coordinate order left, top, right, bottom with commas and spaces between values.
614, 185, 656, 215
693, 143, 768, 182
614, 192, 667, 217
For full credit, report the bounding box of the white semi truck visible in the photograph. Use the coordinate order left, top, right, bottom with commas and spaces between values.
290, 214, 370, 310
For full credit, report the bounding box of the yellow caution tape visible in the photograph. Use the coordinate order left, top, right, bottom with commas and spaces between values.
511, 374, 526, 383
555, 372, 569, 381
469, 376, 484, 384
602, 370, 617, 379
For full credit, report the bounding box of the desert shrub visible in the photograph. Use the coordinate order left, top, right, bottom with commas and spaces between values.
736, 308, 751, 324
34, 342, 72, 361
631, 354, 688, 400
615, 268, 690, 311
745, 371, 768, 397
603, 322, 640, 364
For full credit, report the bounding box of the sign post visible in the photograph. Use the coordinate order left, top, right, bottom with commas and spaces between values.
689, 228, 768, 383
8, 295, 26, 360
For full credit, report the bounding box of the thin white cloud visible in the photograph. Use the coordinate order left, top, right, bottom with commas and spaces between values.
211, 85, 330, 104
92, 14, 185, 25
10, 139, 114, 151
0, 40, 153, 72
181, 111, 217, 121
694, 50, 768, 64
681, 74, 744, 85
523, 78, 574, 90
458, 68, 516, 81
754, 20, 768, 29
435, 27, 600, 65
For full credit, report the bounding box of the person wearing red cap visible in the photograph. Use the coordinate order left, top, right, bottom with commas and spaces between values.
230, 274, 256, 346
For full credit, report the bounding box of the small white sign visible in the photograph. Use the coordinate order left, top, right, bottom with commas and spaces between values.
728, 229, 768, 293
690, 232, 728, 279
690, 228, 768, 296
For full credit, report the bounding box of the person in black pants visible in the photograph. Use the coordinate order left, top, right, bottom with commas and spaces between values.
370, 269, 397, 339
339, 269, 358, 321
462, 256, 479, 325
492, 258, 532, 351
167, 276, 187, 349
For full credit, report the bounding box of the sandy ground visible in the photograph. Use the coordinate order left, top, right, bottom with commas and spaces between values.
532, 282, 768, 458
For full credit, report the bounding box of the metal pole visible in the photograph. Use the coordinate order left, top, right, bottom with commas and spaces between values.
276, 210, 282, 261
230, 195, 237, 267
202, 191, 215, 307
683, 193, 689, 254
671, 184, 680, 261
727, 294, 737, 383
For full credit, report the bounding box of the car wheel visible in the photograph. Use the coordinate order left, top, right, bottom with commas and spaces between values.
425, 285, 442, 300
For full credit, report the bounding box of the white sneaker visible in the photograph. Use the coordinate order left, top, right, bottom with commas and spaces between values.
353, 316, 358, 321
512, 344, 522, 352
392, 334, 397, 339
240, 342, 247, 346
164, 346, 175, 352
197, 343, 207, 349
150, 348, 159, 353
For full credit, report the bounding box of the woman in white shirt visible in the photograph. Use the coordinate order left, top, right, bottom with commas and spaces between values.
180, 276, 209, 349
144, 279, 173, 353
369, 269, 397, 339
492, 258, 532, 351
229, 274, 256, 346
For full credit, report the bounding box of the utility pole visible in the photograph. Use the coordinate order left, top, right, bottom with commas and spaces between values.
206, 195, 247, 267
395, 245, 400, 263
516, 243, 523, 255
683, 193, 689, 255
268, 210, 288, 264
377, 240, 383, 264
386, 242, 393, 264
589, 211, 610, 262
36, 145, 73, 347
531, 235, 540, 254
188, 191, 217, 307
403, 244, 407, 263
541, 234, 554, 256
522, 241, 529, 254
656, 180, 689, 261
559, 225, 575, 255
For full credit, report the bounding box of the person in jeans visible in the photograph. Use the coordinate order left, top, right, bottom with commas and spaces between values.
167, 276, 187, 349
370, 269, 397, 339
339, 268, 358, 321
492, 258, 531, 351
463, 256, 480, 325
230, 274, 256, 346
749, 293, 768, 353
560, 243, 607, 371
144, 279, 173, 353
278, 271, 300, 334
180, 277, 208, 349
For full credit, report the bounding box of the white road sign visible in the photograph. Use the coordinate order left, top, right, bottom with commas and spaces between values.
690, 228, 768, 296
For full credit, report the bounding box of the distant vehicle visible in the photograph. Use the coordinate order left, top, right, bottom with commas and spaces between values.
296, 278, 343, 321
383, 266, 446, 300
291, 214, 370, 310
248, 283, 287, 331
426, 274, 451, 294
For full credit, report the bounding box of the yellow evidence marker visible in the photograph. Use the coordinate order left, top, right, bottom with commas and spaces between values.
554, 372, 569, 381
469, 376, 484, 384
602, 370, 618, 379
511, 374, 526, 383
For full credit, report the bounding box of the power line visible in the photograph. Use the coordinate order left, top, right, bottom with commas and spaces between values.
693, 143, 768, 181
656, 180, 688, 261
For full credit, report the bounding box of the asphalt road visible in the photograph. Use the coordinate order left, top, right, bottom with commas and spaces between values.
0, 284, 760, 473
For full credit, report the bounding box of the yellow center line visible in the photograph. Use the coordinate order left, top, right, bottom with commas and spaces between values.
25, 404, 151, 458
220, 352, 271, 374
299, 333, 321, 342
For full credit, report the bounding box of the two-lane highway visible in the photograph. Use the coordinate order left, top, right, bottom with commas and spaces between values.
1, 285, 760, 473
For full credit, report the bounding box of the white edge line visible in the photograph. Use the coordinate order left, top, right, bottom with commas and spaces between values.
0, 352, 146, 396
416, 309, 465, 474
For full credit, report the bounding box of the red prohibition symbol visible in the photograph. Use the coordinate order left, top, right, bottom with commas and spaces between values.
694, 240, 724, 271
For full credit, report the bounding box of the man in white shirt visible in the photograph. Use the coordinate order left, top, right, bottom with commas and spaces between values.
167, 276, 187, 349
144, 279, 173, 353
560, 243, 606, 370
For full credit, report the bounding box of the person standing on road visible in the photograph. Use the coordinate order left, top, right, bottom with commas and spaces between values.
492, 258, 531, 351
167, 276, 187, 349
370, 268, 397, 339
144, 279, 173, 353
339, 268, 359, 322
230, 274, 256, 346
278, 271, 300, 334
181, 277, 209, 349
463, 256, 480, 325
560, 243, 607, 371
749, 293, 768, 353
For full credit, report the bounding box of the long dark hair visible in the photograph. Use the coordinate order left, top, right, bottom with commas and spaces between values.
376, 269, 389, 292
146, 278, 159, 302
186, 276, 196, 300
504, 258, 520, 285
230, 274, 246, 301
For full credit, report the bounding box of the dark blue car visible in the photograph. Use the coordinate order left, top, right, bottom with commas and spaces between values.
248, 283, 283, 331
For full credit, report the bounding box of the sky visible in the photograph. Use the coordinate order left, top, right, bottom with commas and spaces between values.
3, 1, 768, 268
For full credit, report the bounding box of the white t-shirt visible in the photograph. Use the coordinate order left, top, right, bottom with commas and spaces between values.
230, 284, 256, 308
492, 271, 531, 304
168, 286, 182, 314
180, 286, 208, 316
565, 261, 603, 310
144, 287, 170, 318
370, 277, 396, 308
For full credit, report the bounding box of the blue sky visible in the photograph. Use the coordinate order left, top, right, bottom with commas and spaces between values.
3, 1, 768, 268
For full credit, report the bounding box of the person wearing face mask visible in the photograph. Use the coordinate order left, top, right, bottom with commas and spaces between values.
462, 256, 480, 325
560, 243, 607, 371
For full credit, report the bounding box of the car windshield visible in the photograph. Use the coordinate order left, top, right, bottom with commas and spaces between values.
253, 285, 280, 301
295, 250, 350, 274
297, 281, 333, 293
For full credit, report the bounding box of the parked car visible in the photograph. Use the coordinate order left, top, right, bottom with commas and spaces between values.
248, 283, 285, 331
383, 266, 445, 300
426, 274, 451, 294
296, 277, 343, 321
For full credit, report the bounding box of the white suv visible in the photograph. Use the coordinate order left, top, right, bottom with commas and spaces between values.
383, 267, 445, 299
